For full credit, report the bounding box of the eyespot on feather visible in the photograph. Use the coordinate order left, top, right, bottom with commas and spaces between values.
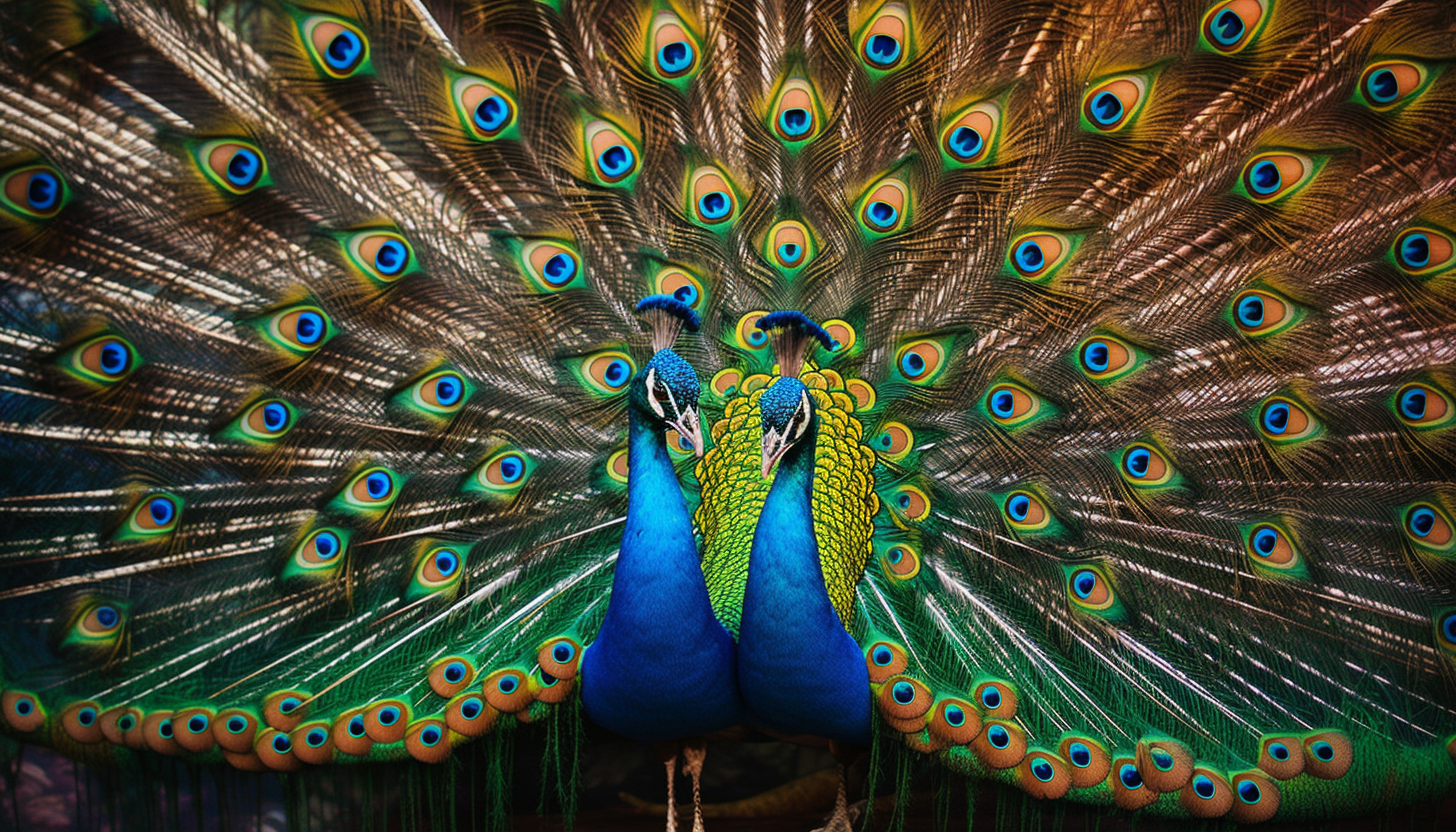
1257, 734, 1304, 779
1179, 768, 1234, 818
646, 11, 701, 83
289, 721, 335, 765
940, 101, 1000, 168
172, 707, 216, 753
445, 693, 498, 737
1200, 0, 1269, 54
1391, 226, 1456, 277
734, 311, 771, 351
765, 220, 815, 273
686, 166, 739, 228
344, 230, 416, 286
1230, 288, 1301, 337
331, 709, 374, 756
1395, 382, 1453, 429
298, 14, 370, 79
260, 306, 334, 356
99, 705, 146, 749
971, 720, 1027, 769
1357, 59, 1430, 111
530, 666, 575, 704
1059, 736, 1112, 788
192, 139, 269, 195
845, 378, 876, 410
894, 339, 946, 385
428, 657, 476, 697
262, 690, 310, 732
405, 718, 452, 763
856, 177, 911, 237
1403, 502, 1454, 554
880, 542, 921, 580
1, 163, 69, 219
482, 668, 534, 713
1110, 758, 1159, 810
1018, 750, 1071, 800
212, 709, 259, 754
865, 641, 910, 684
872, 422, 915, 462
928, 697, 981, 746
62, 700, 105, 744
1118, 443, 1173, 487
582, 119, 640, 187
767, 77, 823, 145
1238, 152, 1318, 204
1001, 490, 1051, 534
1137, 738, 1193, 792
61, 334, 139, 385
518, 239, 586, 292
140, 711, 182, 756
1255, 396, 1320, 444
1075, 334, 1139, 382
63, 600, 125, 651
877, 676, 933, 732
1081, 75, 1149, 132
363, 700, 411, 744
118, 492, 181, 540
1301, 731, 1353, 779
2, 691, 45, 733
467, 448, 533, 500
1228, 771, 1280, 823
255, 728, 303, 772
855, 2, 913, 72
451, 74, 517, 140
538, 637, 582, 680
973, 680, 1017, 719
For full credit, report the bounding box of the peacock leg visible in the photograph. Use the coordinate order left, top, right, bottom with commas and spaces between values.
681, 742, 707, 832
657, 742, 680, 832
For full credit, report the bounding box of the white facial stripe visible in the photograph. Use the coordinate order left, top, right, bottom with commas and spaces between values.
645, 368, 665, 418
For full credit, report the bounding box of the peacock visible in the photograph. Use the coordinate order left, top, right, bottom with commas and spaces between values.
2, 0, 1456, 828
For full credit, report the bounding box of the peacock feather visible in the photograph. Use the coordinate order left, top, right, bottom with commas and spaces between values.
2, 0, 1456, 828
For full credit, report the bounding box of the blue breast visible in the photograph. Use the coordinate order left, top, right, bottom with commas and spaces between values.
581, 409, 741, 741
736, 429, 871, 745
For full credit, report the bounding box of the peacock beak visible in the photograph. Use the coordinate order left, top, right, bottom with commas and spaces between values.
761, 427, 791, 478
669, 407, 705, 458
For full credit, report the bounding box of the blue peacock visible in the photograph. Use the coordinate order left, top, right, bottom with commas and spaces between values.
2, 0, 1456, 828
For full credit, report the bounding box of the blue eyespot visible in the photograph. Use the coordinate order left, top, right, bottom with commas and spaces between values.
901, 351, 926, 376
434, 375, 463, 407
434, 551, 460, 577
1248, 160, 1281, 195
865, 34, 902, 66
157, 720, 173, 738
1441, 613, 1456, 643
1262, 402, 1291, 434
1150, 749, 1175, 771
657, 41, 694, 74
15, 699, 32, 716
306, 728, 328, 747
778, 108, 811, 137
227, 716, 247, 734
1211, 8, 1244, 45
498, 675, 518, 695
1408, 506, 1436, 537
461, 698, 483, 720
226, 148, 262, 189
1119, 763, 1143, 789
1006, 494, 1031, 522
313, 531, 340, 560
1192, 774, 1216, 799
1237, 295, 1265, 327
1071, 570, 1097, 600
272, 734, 291, 753
698, 191, 730, 220
777, 243, 802, 263
100, 341, 130, 375
1252, 526, 1279, 557
1068, 742, 1091, 767
1237, 779, 1261, 804
866, 200, 898, 230
187, 715, 208, 733
348, 715, 367, 737
325, 30, 363, 71
1081, 340, 1109, 373
78, 708, 97, 727
543, 252, 576, 284
364, 471, 392, 499
671, 283, 698, 305
377, 706, 399, 725
1014, 239, 1044, 272
1088, 91, 1123, 126
990, 390, 1015, 418
597, 144, 635, 179
294, 311, 325, 345
1123, 447, 1151, 477
872, 645, 894, 666
1310, 740, 1334, 761
1400, 233, 1431, 269
891, 681, 915, 705
373, 239, 408, 276
117, 715, 136, 731
261, 402, 290, 432
1366, 68, 1398, 103
443, 661, 466, 683
279, 697, 300, 714
95, 605, 119, 628
1031, 758, 1055, 782
1400, 387, 1428, 419
1269, 741, 1289, 760
944, 704, 965, 727
603, 359, 630, 388
553, 642, 576, 663
474, 96, 510, 133
987, 725, 1010, 749
497, 454, 524, 484
980, 685, 1002, 710
947, 125, 983, 160
27, 171, 60, 210
148, 496, 175, 526
419, 725, 441, 745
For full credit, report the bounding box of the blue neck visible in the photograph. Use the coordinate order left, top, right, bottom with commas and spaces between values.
746, 417, 825, 620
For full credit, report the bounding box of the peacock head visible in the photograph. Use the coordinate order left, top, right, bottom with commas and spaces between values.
756, 311, 837, 477
634, 295, 705, 456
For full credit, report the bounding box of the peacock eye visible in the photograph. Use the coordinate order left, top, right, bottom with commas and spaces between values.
856, 176, 912, 237
1075, 334, 1141, 383
467, 448, 533, 501
894, 338, 948, 385
261, 306, 335, 356
1118, 442, 1174, 487
768, 76, 823, 145
61, 334, 140, 385
940, 101, 1000, 168
1395, 382, 1453, 429
1239, 152, 1318, 204
983, 381, 1055, 429
1358, 59, 1431, 111
284, 526, 349, 581
1230, 287, 1302, 337
687, 165, 741, 228
1007, 232, 1077, 282
193, 139, 268, 195
400, 369, 473, 418
518, 239, 585, 293
855, 2, 913, 72
653, 266, 707, 309
452, 75, 517, 141
120, 493, 183, 539
582, 119, 640, 187
1255, 395, 1320, 444
63, 600, 127, 651
766, 220, 816, 274
1066, 566, 1115, 610
234, 398, 296, 441
1002, 490, 1049, 531
344, 230, 416, 286
410, 545, 467, 599
1081, 74, 1150, 133
577, 350, 635, 397
1403, 502, 1454, 553
1391, 226, 1456, 277
300, 15, 370, 79
734, 312, 771, 351
1200, 0, 1269, 54
2, 163, 69, 219
647, 11, 701, 83
332, 466, 401, 514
